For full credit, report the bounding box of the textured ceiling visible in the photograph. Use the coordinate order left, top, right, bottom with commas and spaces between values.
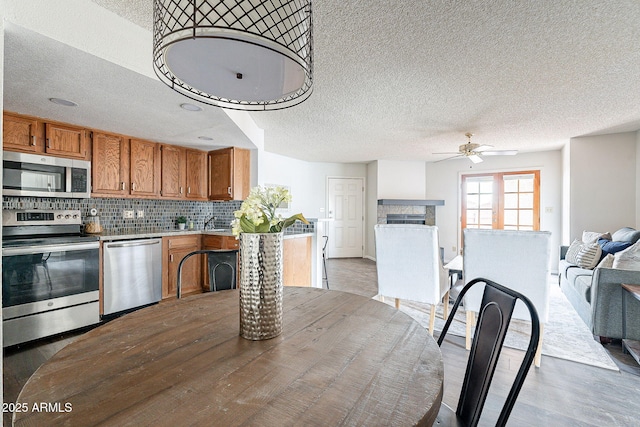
6, 1, 640, 163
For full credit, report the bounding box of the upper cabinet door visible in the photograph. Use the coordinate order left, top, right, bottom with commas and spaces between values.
160, 145, 185, 199
45, 123, 88, 160
130, 139, 160, 197
208, 148, 233, 200
92, 131, 129, 196
185, 149, 207, 200
208, 147, 250, 201
3, 112, 41, 153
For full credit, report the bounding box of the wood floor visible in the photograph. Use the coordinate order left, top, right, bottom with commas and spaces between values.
4, 258, 640, 426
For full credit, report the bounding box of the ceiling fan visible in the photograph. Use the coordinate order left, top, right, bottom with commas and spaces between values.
434, 132, 518, 163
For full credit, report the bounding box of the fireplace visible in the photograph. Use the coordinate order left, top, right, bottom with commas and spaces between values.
377, 199, 444, 226
386, 214, 427, 225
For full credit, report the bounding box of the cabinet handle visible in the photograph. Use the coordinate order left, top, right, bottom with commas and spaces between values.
132, 182, 136, 191
121, 182, 125, 191
31, 135, 36, 146
170, 254, 174, 262
180, 186, 183, 195
187, 186, 191, 194
46, 138, 51, 148
227, 186, 231, 195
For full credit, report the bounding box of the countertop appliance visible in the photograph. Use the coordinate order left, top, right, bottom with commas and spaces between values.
103, 238, 162, 315
3, 150, 91, 198
2, 209, 100, 347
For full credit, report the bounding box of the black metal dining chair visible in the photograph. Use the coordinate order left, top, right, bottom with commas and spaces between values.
177, 249, 237, 299
322, 235, 329, 289
436, 277, 540, 427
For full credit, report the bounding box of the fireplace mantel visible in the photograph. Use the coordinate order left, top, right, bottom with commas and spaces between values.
377, 199, 444, 206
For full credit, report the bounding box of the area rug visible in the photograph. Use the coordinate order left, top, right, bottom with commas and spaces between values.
380, 284, 619, 371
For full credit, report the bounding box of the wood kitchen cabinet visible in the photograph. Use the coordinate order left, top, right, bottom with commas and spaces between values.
45, 122, 88, 160
283, 236, 312, 287
3, 111, 89, 160
159, 145, 207, 200
162, 235, 202, 300
129, 139, 160, 197
160, 144, 185, 198
2, 112, 40, 153
92, 134, 160, 198
185, 149, 208, 200
208, 147, 250, 201
91, 131, 129, 196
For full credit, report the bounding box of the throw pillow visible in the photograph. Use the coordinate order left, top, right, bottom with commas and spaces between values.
596, 254, 614, 269
613, 241, 640, 271
612, 227, 640, 245
582, 231, 611, 244
598, 238, 632, 256
565, 239, 583, 265
575, 243, 602, 269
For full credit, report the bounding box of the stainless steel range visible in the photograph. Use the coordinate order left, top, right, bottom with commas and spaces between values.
2, 210, 100, 347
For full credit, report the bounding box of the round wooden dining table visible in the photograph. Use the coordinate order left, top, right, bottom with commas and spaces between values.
14, 287, 443, 426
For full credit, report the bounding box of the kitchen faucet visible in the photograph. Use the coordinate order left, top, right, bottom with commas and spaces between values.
204, 216, 217, 230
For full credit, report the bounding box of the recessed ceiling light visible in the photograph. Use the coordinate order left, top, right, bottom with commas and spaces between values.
49, 98, 78, 107
180, 103, 202, 111
198, 136, 213, 141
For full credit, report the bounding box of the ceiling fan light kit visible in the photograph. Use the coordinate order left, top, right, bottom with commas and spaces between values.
153, 0, 313, 111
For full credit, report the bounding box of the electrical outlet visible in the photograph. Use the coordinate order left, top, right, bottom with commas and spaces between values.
137, 210, 145, 218
123, 210, 134, 219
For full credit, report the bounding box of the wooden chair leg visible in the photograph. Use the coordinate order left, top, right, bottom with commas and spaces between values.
428, 304, 436, 336
465, 310, 475, 350
442, 291, 449, 319
534, 323, 544, 368
395, 298, 400, 309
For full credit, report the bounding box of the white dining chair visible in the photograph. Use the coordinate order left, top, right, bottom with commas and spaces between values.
462, 228, 551, 367
374, 224, 450, 335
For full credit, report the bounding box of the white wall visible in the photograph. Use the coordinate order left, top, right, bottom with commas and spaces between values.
376, 160, 426, 199
569, 132, 637, 239
425, 150, 563, 269
258, 150, 367, 220
365, 161, 378, 259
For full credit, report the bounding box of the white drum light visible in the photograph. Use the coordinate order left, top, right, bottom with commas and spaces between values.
153, 0, 313, 111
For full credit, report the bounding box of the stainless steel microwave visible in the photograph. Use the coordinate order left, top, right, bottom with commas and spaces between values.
2, 151, 91, 198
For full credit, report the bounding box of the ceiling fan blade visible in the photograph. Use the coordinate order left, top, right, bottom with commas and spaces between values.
432, 151, 461, 155
481, 150, 518, 156
434, 154, 463, 163
474, 145, 494, 152
468, 154, 483, 163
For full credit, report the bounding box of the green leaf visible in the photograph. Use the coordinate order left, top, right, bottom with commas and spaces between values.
239, 215, 257, 233
280, 213, 309, 230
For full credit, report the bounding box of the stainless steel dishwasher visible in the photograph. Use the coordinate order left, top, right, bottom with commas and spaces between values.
103, 238, 162, 315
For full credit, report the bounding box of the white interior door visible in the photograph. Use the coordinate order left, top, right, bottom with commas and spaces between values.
327, 177, 363, 258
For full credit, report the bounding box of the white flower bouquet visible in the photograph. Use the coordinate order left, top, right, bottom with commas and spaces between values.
231, 185, 308, 236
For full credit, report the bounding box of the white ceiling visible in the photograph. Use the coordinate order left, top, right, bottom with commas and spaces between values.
4, 1, 640, 163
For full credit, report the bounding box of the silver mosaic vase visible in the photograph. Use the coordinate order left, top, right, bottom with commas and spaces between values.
239, 232, 284, 340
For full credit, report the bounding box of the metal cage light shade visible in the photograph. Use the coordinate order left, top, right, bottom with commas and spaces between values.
153, 0, 313, 111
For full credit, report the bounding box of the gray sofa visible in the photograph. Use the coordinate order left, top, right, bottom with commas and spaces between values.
559, 227, 640, 340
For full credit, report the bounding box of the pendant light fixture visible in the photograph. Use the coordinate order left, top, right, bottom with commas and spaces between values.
153, 0, 313, 111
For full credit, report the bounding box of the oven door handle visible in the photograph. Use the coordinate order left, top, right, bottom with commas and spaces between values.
105, 240, 161, 249
2, 242, 100, 256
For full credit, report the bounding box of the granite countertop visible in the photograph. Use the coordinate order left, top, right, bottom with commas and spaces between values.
97, 229, 314, 241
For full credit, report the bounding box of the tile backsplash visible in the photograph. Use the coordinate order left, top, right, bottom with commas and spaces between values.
2, 197, 314, 235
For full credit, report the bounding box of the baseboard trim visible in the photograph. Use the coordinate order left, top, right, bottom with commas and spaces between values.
364, 255, 376, 262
